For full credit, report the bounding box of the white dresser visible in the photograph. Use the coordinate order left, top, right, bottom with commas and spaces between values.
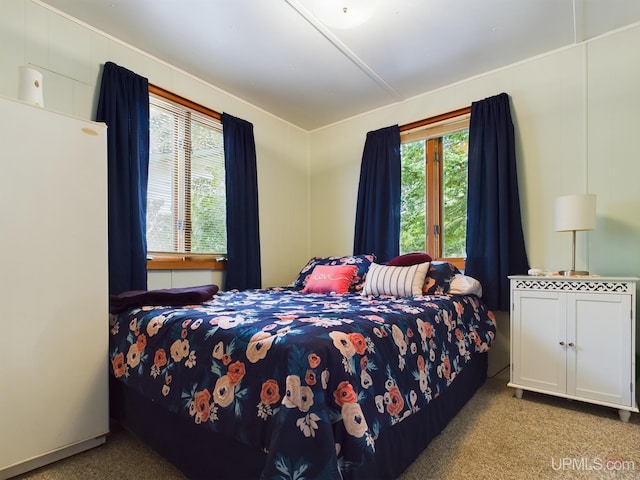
508, 275, 638, 422
0, 96, 109, 478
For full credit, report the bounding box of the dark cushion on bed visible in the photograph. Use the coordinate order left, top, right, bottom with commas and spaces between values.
387, 252, 433, 266
291, 254, 375, 293
423, 261, 461, 295
109, 284, 219, 313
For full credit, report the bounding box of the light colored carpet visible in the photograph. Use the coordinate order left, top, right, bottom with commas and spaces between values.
399, 372, 640, 480
13, 371, 640, 480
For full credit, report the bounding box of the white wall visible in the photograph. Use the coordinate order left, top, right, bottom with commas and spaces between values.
5, 2, 638, 285
3, 0, 639, 372
308, 25, 640, 375
0, 0, 311, 289
309, 24, 640, 279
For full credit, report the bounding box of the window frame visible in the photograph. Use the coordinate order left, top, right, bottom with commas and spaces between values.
400, 106, 471, 270
146, 85, 226, 271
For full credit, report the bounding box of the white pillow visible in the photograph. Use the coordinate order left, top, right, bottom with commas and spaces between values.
448, 274, 483, 297
362, 262, 430, 297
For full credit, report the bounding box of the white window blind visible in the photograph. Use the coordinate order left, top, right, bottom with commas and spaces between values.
147, 95, 226, 255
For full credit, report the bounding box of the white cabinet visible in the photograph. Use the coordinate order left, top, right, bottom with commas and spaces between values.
0, 96, 109, 478
508, 275, 638, 422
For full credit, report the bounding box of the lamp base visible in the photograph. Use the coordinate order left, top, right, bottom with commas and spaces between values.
558, 270, 589, 277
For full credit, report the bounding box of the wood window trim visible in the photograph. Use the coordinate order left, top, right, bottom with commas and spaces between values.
425, 137, 442, 257
401, 106, 471, 270
149, 84, 222, 121
147, 85, 226, 264
400, 106, 470, 133
437, 257, 466, 271
147, 255, 226, 271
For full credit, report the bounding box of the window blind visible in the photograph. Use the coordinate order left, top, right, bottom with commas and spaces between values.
148, 94, 226, 255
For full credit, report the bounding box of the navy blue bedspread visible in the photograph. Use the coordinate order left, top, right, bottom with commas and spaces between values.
109, 287, 496, 479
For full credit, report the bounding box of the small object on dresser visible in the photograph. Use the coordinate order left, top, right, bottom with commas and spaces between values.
527, 268, 544, 276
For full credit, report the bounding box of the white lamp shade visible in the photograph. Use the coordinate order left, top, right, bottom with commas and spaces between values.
555, 194, 596, 232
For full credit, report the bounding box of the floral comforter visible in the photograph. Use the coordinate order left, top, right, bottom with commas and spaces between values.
109, 287, 496, 479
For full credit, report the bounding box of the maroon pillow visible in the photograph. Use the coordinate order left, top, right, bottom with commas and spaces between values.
387, 252, 433, 267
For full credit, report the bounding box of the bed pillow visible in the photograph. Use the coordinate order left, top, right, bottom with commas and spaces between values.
361, 262, 430, 297
422, 261, 462, 295
302, 265, 358, 294
291, 254, 375, 293
448, 274, 483, 297
387, 252, 433, 266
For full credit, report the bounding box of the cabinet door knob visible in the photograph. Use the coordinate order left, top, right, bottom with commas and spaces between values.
568, 342, 575, 347
559, 341, 565, 346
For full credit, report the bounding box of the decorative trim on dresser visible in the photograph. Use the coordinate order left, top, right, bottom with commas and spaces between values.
510, 277, 635, 294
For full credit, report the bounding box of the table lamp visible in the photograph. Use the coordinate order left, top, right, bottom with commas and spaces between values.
554, 194, 596, 276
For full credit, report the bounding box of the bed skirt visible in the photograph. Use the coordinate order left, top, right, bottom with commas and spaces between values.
109, 352, 488, 480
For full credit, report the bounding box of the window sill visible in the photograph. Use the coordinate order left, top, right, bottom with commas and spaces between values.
438, 257, 466, 271
147, 257, 226, 271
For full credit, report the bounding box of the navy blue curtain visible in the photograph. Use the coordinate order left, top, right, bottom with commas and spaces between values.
353, 125, 401, 263
96, 61, 149, 296
222, 113, 262, 290
465, 92, 529, 311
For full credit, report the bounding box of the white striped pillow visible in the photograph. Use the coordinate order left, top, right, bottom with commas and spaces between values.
361, 262, 430, 297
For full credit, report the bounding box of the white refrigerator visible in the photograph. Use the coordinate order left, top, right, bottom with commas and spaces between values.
0, 95, 109, 478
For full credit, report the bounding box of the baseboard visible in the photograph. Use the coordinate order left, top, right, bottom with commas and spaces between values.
0, 435, 107, 480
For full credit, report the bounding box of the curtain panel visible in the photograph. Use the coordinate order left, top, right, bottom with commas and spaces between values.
222, 113, 262, 291
465, 92, 529, 311
96, 61, 150, 296
353, 124, 401, 263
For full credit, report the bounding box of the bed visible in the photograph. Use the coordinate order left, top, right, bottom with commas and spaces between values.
108, 255, 496, 479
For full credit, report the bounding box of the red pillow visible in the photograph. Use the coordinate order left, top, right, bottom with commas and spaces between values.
302, 265, 358, 294
387, 252, 433, 267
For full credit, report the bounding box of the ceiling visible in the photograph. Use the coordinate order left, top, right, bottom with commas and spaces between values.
39, 0, 640, 131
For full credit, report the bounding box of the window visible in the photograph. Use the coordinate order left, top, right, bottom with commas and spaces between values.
147, 86, 226, 258
400, 108, 470, 269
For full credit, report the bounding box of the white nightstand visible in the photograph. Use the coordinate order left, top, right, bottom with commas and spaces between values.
508, 275, 639, 422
